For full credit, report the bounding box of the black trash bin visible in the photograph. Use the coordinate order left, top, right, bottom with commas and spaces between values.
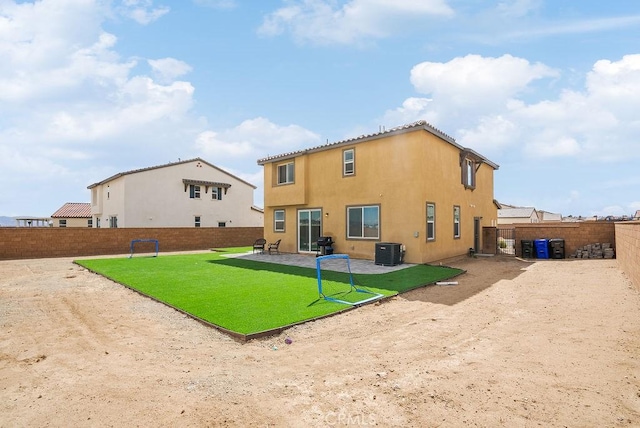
521, 240, 534, 258
548, 239, 565, 259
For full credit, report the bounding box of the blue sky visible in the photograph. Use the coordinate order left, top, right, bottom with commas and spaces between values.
1, 0, 639, 218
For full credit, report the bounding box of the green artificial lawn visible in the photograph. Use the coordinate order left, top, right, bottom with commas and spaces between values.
76, 247, 463, 336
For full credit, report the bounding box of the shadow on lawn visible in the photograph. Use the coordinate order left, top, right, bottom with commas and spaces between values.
206, 256, 463, 295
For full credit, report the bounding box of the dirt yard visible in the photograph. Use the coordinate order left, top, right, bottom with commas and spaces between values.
1, 254, 639, 427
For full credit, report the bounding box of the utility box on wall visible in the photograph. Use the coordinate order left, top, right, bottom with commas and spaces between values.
375, 242, 403, 266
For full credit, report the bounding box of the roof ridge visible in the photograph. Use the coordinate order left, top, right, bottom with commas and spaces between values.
257, 120, 458, 164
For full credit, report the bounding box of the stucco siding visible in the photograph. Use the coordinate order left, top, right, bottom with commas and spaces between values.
262, 126, 497, 264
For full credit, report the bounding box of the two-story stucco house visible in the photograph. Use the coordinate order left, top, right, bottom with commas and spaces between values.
88, 158, 263, 228
257, 120, 499, 264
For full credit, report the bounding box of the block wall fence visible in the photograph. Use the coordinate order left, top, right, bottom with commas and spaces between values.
614, 221, 640, 292
503, 222, 616, 258
0, 227, 264, 260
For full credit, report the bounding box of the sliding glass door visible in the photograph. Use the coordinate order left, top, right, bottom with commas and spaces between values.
298, 209, 322, 253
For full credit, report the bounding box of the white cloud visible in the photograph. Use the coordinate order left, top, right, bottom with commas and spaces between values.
387, 53, 640, 163
148, 58, 193, 83
118, 0, 170, 25
380, 97, 437, 128
0, 0, 198, 175
410, 54, 558, 110
496, 0, 542, 18
457, 115, 518, 152
195, 117, 321, 159
258, 0, 454, 45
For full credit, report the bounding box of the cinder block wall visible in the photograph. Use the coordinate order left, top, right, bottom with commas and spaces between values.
615, 221, 640, 292
489, 222, 616, 258
0, 227, 263, 260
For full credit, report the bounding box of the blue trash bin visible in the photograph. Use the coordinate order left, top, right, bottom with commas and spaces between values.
534, 239, 549, 259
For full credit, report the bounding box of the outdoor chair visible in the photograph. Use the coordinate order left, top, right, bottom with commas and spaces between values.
268, 239, 281, 255
252, 238, 267, 254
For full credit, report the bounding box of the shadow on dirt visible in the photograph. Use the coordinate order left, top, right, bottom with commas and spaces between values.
403, 255, 532, 306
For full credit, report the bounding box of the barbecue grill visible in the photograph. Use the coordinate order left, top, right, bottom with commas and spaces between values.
316, 236, 334, 256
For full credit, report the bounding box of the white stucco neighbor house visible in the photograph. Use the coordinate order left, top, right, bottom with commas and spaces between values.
87, 158, 263, 228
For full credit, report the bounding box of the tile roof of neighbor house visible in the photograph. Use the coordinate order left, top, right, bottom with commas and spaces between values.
498, 207, 537, 218
256, 120, 499, 169
87, 157, 256, 189
51, 203, 92, 218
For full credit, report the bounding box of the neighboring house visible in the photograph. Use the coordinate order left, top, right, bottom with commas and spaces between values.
634, 210, 640, 220
538, 210, 562, 222
87, 158, 263, 228
497, 207, 539, 224
257, 120, 499, 264
51, 202, 92, 227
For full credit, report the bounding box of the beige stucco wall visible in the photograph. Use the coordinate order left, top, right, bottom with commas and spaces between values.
90, 160, 262, 228
262, 129, 497, 264
52, 218, 91, 228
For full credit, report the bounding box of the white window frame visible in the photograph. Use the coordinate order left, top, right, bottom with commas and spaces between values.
343, 148, 355, 176
426, 203, 435, 241
347, 205, 380, 239
463, 158, 476, 189
194, 216, 201, 227
211, 187, 222, 200
277, 162, 295, 185
274, 209, 285, 232
190, 185, 201, 199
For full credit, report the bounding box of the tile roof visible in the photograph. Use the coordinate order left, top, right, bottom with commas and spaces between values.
51, 202, 92, 218
256, 120, 499, 169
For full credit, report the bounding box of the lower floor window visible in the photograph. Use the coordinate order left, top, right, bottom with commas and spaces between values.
347, 205, 380, 239
274, 209, 285, 232
195, 216, 201, 227
218, 222, 226, 227
426, 203, 435, 241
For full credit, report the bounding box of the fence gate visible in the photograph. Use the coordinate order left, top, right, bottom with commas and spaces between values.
496, 228, 516, 256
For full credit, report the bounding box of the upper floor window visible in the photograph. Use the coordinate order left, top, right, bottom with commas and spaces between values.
462, 158, 476, 189
274, 209, 285, 232
453, 205, 460, 238
426, 202, 435, 241
343, 148, 355, 176
211, 187, 223, 200
277, 162, 294, 185
189, 185, 201, 199
347, 205, 380, 239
